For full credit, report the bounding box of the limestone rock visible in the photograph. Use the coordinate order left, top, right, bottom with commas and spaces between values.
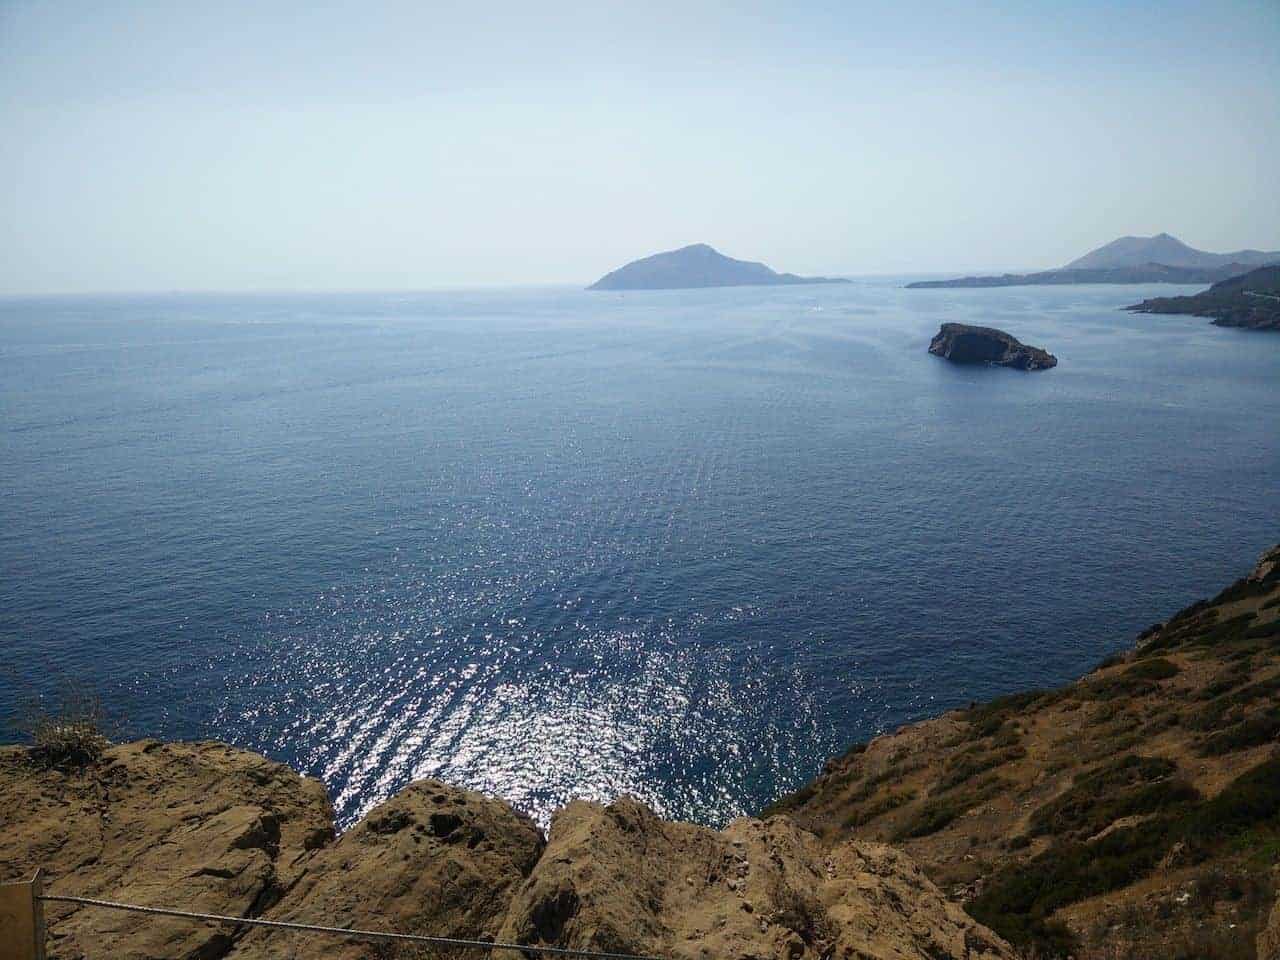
228, 780, 544, 959
0, 740, 333, 960
928, 322, 1057, 370
1259, 893, 1280, 960
496, 796, 1015, 960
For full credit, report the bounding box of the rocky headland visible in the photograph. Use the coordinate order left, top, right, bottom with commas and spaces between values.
5, 545, 1279, 960
1127, 265, 1280, 331
928, 323, 1057, 370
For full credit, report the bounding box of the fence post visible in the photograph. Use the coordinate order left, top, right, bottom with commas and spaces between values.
0, 870, 46, 960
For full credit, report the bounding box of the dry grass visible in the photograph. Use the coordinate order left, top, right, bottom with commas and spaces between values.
9, 680, 111, 767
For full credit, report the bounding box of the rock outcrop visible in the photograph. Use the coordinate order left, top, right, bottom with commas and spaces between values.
1259, 894, 1280, 960
497, 797, 1014, 960
0, 740, 333, 960
228, 780, 544, 959
928, 322, 1057, 370
1, 743, 1012, 960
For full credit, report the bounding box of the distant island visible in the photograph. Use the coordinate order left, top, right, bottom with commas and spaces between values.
588, 243, 849, 291
908, 233, 1280, 289
928, 323, 1057, 370
1126, 265, 1280, 331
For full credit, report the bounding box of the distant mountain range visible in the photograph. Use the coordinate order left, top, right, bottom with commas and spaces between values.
1065, 233, 1280, 271
907, 234, 1280, 289
588, 244, 848, 291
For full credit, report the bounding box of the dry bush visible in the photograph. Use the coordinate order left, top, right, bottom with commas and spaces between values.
9, 680, 111, 767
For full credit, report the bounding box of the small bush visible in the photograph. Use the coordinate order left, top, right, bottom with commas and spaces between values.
1197, 709, 1280, 757
1246, 618, 1280, 640
1080, 658, 1179, 700
1181, 756, 1280, 855
893, 775, 1007, 840
965, 689, 1057, 736
1201, 613, 1257, 647
972, 756, 1280, 956
842, 789, 915, 829
14, 686, 110, 767
937, 744, 1026, 792
1211, 576, 1274, 606
1029, 755, 1194, 839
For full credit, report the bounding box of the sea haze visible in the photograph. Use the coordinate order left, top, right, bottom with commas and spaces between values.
2, 281, 1277, 828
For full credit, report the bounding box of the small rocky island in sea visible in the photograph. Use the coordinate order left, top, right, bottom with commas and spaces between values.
928, 323, 1057, 370
1126, 265, 1280, 331
588, 243, 848, 291
908, 233, 1280, 289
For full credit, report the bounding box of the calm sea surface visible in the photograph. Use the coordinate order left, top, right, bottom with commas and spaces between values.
2, 281, 1277, 827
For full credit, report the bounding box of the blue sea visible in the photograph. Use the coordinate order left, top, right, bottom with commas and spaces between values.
2, 281, 1277, 828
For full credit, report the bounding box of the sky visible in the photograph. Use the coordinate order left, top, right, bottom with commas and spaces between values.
1, 1, 1278, 293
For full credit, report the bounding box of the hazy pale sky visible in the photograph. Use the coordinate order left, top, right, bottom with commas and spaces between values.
2, 0, 1277, 293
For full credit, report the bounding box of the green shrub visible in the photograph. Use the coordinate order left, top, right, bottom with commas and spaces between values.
1245, 619, 1280, 640
1200, 613, 1257, 647
938, 744, 1026, 792
1211, 576, 1274, 606
965, 689, 1057, 736
893, 775, 1007, 840
968, 757, 1280, 957
1029, 755, 1194, 838
842, 789, 915, 828
1197, 709, 1280, 757
1080, 658, 1179, 700
1181, 756, 1280, 855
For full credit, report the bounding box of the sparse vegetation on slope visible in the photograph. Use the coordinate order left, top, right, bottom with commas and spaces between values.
768, 543, 1280, 959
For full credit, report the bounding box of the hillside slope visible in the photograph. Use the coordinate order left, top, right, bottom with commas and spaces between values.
767, 544, 1280, 958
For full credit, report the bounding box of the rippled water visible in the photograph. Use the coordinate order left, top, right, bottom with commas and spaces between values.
2, 281, 1277, 827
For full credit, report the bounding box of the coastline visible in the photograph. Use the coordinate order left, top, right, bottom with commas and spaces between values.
5, 543, 1279, 959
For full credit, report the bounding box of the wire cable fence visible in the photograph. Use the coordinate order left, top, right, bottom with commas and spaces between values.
31, 892, 664, 960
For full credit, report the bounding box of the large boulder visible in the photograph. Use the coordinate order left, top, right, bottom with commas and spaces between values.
496, 796, 1015, 960
0, 740, 333, 960
928, 323, 1057, 370
228, 780, 544, 959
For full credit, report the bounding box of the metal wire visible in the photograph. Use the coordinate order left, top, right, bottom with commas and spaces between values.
38, 894, 662, 960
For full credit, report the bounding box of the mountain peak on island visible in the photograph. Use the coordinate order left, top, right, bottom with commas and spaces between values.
587, 244, 848, 291
1064, 233, 1280, 271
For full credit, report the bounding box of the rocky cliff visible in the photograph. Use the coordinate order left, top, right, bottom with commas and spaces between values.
2, 745, 1012, 960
